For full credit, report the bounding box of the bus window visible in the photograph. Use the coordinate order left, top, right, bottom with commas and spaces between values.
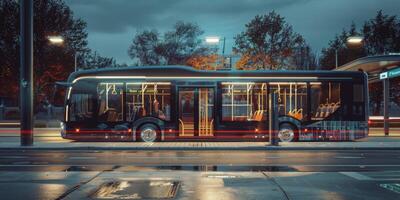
310, 82, 341, 120
270, 82, 308, 121
97, 83, 124, 122
69, 93, 95, 122
126, 82, 171, 121
221, 82, 267, 122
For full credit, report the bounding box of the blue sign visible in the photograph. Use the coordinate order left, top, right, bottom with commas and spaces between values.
380, 67, 400, 80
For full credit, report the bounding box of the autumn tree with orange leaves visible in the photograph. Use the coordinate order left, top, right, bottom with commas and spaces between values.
186, 54, 220, 70
0, 0, 89, 108
234, 11, 315, 70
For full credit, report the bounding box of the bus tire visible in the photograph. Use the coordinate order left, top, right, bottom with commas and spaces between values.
278, 123, 298, 142
138, 123, 159, 143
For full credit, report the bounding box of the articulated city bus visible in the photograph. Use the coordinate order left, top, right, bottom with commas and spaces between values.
60, 66, 368, 142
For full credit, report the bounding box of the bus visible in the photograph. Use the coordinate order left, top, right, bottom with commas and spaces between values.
59, 66, 368, 142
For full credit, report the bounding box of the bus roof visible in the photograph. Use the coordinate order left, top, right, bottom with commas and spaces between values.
67, 65, 366, 83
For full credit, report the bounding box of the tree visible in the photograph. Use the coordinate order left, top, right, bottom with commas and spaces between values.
291, 44, 318, 70
320, 23, 367, 70
127, 21, 213, 66
127, 30, 161, 65
320, 11, 400, 70
233, 11, 311, 70
186, 54, 219, 70
363, 10, 400, 55
0, 0, 89, 107
158, 21, 208, 65
82, 51, 115, 69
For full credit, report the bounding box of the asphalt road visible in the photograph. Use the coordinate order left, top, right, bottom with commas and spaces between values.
0, 149, 399, 172
1, 149, 400, 200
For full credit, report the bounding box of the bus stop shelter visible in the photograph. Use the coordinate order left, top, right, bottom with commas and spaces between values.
335, 55, 400, 135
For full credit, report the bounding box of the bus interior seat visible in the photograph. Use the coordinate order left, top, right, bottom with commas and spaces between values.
251, 110, 260, 120
294, 108, 303, 120
137, 107, 146, 118
105, 109, 118, 122
255, 110, 264, 121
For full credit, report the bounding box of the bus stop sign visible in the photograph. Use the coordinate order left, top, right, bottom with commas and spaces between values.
380, 66, 400, 80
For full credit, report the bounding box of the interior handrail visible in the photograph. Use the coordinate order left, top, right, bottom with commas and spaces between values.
178, 118, 185, 136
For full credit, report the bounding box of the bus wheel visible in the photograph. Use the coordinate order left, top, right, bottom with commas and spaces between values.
278, 123, 297, 142
138, 124, 159, 143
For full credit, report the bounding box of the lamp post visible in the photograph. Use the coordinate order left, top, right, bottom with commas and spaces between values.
205, 36, 226, 70
20, 0, 34, 146
335, 36, 364, 68
47, 36, 79, 72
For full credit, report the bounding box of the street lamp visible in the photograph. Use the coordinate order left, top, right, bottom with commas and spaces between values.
335, 36, 364, 68
205, 36, 226, 55
205, 36, 220, 44
47, 36, 64, 45
205, 36, 226, 70
347, 36, 364, 44
47, 36, 79, 72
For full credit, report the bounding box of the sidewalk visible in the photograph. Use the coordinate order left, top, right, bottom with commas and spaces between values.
1, 128, 400, 150
1, 137, 400, 150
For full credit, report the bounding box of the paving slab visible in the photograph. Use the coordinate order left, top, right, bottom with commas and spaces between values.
65, 171, 287, 200
0, 171, 99, 200
268, 171, 400, 200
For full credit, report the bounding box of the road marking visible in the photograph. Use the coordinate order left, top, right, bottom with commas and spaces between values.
127, 156, 199, 159
340, 172, 373, 180
68, 156, 96, 160
12, 161, 30, 165
0, 156, 28, 159
335, 156, 364, 159
265, 156, 282, 159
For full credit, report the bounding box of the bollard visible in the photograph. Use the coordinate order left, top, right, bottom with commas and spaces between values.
269, 92, 279, 146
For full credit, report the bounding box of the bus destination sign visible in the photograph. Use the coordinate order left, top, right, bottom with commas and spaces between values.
380, 66, 400, 80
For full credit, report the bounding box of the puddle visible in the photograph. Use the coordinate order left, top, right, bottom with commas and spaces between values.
90, 180, 180, 199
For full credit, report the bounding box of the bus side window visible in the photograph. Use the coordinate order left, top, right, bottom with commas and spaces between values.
310, 82, 341, 120
97, 83, 124, 122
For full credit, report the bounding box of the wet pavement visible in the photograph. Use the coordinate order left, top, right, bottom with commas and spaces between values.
1, 128, 400, 199
0, 149, 398, 199
0, 170, 399, 200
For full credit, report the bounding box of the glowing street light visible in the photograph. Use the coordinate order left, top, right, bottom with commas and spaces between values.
205, 36, 220, 44
205, 36, 228, 70
335, 36, 364, 68
47, 35, 64, 44
47, 35, 80, 71
347, 36, 364, 44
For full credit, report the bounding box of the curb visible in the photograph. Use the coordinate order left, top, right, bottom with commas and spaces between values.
1, 146, 400, 151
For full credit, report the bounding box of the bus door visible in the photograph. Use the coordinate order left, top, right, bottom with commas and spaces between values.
178, 87, 214, 137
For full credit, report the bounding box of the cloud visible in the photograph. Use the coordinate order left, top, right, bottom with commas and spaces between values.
68, 0, 313, 33
66, 0, 400, 64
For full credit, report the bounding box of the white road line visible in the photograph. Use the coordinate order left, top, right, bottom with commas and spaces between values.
68, 156, 97, 160
340, 172, 373, 180
127, 156, 199, 159
265, 156, 282, 159
0, 156, 28, 159
335, 156, 364, 159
